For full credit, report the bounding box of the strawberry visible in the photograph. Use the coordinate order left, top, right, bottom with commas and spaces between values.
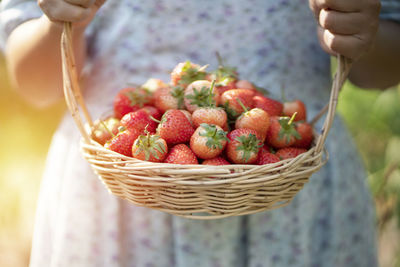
184, 80, 220, 113
202, 156, 230, 166
221, 89, 255, 119
180, 110, 194, 126
235, 80, 255, 90
141, 78, 168, 94
190, 80, 227, 128
192, 107, 227, 128
140, 106, 162, 120
91, 117, 120, 145
222, 122, 230, 132
235, 106, 270, 142
156, 109, 195, 145
293, 122, 314, 149
171, 61, 208, 88
226, 128, 263, 164
120, 109, 158, 134
256, 150, 280, 165
266, 115, 300, 149
113, 87, 153, 119
215, 80, 237, 96
164, 144, 198, 164
253, 95, 283, 117
210, 55, 239, 95
283, 100, 306, 121
132, 132, 168, 162
104, 128, 141, 157
276, 147, 307, 160
153, 85, 185, 113
190, 124, 228, 159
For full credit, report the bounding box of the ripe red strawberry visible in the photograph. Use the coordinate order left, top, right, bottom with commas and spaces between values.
120, 109, 158, 134
235, 107, 270, 142
276, 147, 307, 160
153, 85, 185, 113
256, 150, 280, 165
202, 157, 230, 165
215, 80, 237, 95
293, 122, 314, 149
179, 109, 194, 126
140, 106, 162, 120
190, 124, 228, 159
113, 87, 153, 119
221, 89, 255, 118
235, 80, 255, 90
259, 144, 273, 154
104, 128, 141, 157
156, 109, 195, 145
132, 132, 168, 162
171, 61, 208, 88
164, 144, 198, 164
91, 117, 120, 145
192, 107, 227, 128
253, 95, 283, 117
283, 100, 306, 121
266, 115, 300, 149
226, 128, 263, 164
184, 80, 220, 113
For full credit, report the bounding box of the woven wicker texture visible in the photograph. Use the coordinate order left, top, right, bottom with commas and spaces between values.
61, 22, 352, 219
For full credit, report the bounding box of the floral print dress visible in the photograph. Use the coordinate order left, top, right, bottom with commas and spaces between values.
1, 0, 400, 266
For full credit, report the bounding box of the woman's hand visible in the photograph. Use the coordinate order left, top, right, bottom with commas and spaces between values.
38, 0, 105, 28
309, 0, 381, 60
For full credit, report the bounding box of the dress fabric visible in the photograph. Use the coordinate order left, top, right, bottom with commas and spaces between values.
2, 0, 400, 266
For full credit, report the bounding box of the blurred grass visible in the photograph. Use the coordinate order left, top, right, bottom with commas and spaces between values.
338, 80, 400, 267
0, 52, 399, 267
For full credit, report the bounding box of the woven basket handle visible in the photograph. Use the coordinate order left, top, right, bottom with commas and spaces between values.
313, 56, 352, 154
61, 22, 352, 152
61, 22, 92, 143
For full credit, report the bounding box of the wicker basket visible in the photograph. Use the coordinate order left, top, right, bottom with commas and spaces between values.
61, 22, 352, 219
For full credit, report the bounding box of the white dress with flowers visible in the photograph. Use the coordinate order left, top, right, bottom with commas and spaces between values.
2, 1, 400, 266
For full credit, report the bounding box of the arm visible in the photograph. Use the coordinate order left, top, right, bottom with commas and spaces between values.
5, 16, 86, 108
348, 20, 400, 89
4, 0, 104, 108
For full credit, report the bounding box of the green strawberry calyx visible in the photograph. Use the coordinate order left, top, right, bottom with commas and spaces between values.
123, 88, 151, 107
278, 113, 301, 144
133, 130, 166, 161
199, 123, 228, 150
178, 61, 208, 86
170, 86, 185, 109
213, 52, 238, 86
186, 84, 216, 108
235, 133, 263, 163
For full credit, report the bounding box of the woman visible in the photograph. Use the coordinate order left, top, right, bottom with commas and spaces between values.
1, 0, 400, 266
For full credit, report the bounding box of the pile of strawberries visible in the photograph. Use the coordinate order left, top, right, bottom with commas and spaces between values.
92, 60, 314, 165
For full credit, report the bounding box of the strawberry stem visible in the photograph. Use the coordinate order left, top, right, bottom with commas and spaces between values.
288, 112, 297, 125
149, 115, 161, 124
216, 51, 223, 67
100, 120, 115, 137
236, 98, 248, 113
208, 80, 216, 106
